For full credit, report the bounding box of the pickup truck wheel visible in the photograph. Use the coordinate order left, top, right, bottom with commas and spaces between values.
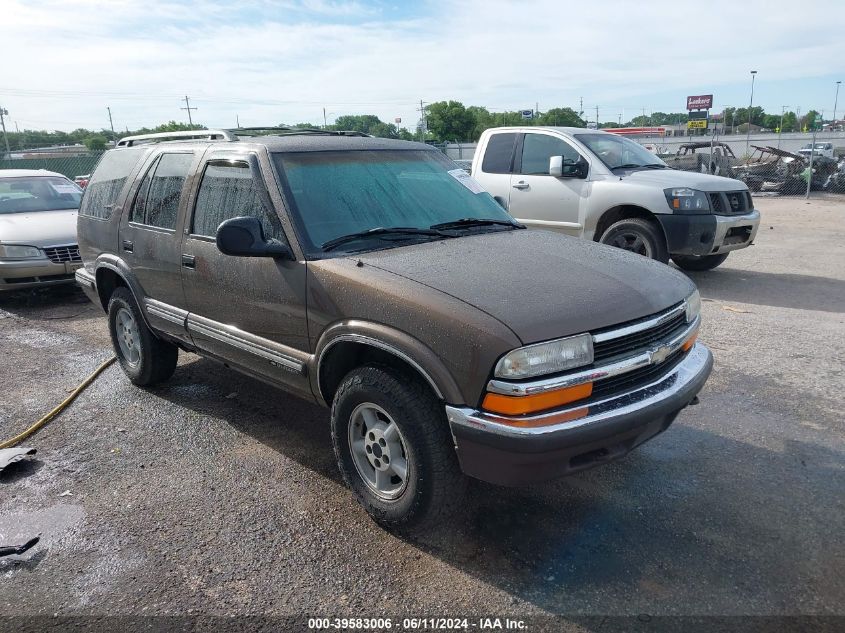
600, 218, 669, 263
107, 287, 178, 386
331, 365, 465, 530
672, 253, 730, 271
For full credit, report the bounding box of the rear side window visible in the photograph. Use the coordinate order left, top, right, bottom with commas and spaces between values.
80, 148, 145, 219
191, 162, 283, 239
481, 133, 517, 174
129, 153, 193, 229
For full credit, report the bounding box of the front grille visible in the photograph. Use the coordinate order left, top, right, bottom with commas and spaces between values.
709, 193, 725, 213
591, 349, 685, 400
592, 307, 687, 364
710, 190, 753, 215
44, 245, 81, 264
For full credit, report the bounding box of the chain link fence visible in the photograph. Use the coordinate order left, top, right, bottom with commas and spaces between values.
0, 151, 105, 182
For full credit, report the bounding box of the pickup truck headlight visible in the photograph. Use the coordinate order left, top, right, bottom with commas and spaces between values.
665, 188, 710, 213
685, 289, 701, 323
494, 333, 594, 379
0, 244, 44, 260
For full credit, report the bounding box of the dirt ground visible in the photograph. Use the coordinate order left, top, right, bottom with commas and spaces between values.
0, 195, 843, 631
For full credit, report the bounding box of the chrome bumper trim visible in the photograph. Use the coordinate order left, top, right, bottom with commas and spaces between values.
448, 343, 711, 438
74, 267, 96, 289
487, 316, 700, 396
591, 302, 686, 343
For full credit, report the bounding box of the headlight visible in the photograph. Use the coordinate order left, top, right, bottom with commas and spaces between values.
495, 333, 593, 379
0, 244, 44, 260
664, 188, 710, 213
685, 289, 701, 323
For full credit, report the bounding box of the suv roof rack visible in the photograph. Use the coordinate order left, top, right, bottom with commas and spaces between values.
227, 126, 372, 138
116, 129, 236, 147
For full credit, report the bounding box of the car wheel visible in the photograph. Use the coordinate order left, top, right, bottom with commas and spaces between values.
108, 287, 178, 386
330, 364, 465, 531
600, 218, 669, 263
672, 253, 729, 271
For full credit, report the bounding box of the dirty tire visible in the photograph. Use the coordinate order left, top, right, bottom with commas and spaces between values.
331, 364, 465, 531
107, 286, 178, 386
672, 253, 730, 271
600, 218, 669, 263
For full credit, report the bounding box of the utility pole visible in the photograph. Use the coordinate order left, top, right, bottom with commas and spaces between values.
834, 81, 842, 131
107, 106, 115, 137
323, 107, 327, 129
746, 70, 757, 152
535, 101, 539, 119
778, 106, 788, 148
0, 106, 10, 158
181, 95, 197, 126
418, 100, 427, 142
579, 96, 583, 117
236, 114, 240, 128
805, 124, 818, 199
595, 105, 599, 127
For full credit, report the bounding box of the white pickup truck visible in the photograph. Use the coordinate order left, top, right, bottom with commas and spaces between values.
471, 127, 761, 270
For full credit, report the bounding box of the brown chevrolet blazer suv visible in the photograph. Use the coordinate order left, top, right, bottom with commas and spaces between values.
76, 128, 712, 529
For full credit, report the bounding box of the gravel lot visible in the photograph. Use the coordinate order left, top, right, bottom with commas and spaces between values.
0, 196, 843, 629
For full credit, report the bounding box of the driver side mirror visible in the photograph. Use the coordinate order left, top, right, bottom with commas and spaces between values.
216, 216, 293, 259
549, 155, 588, 179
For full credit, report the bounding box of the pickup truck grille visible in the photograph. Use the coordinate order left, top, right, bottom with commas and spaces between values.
591, 349, 685, 399
592, 305, 687, 364
44, 245, 81, 264
710, 191, 753, 215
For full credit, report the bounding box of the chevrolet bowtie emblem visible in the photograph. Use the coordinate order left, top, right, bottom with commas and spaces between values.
650, 344, 672, 364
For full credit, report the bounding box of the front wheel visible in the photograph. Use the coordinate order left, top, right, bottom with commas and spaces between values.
599, 218, 669, 263
330, 365, 465, 531
672, 253, 729, 271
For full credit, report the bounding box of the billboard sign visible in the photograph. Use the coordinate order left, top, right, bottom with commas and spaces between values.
687, 119, 708, 129
686, 94, 713, 110
520, 109, 534, 120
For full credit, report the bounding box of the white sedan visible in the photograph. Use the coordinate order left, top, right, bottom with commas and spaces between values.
0, 169, 84, 291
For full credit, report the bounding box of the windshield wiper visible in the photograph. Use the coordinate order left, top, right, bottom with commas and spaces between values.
610, 163, 646, 170
640, 163, 668, 169
321, 227, 447, 252
429, 218, 524, 231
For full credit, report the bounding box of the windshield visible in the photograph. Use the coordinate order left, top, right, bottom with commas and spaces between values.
574, 133, 667, 170
0, 176, 82, 214
273, 150, 516, 255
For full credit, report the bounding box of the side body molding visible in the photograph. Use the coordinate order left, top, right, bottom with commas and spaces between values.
312, 320, 464, 406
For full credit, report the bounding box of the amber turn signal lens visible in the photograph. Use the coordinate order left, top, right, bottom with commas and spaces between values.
682, 332, 698, 352
482, 382, 593, 416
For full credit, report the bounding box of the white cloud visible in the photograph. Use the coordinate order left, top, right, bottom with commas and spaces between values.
3, 0, 844, 132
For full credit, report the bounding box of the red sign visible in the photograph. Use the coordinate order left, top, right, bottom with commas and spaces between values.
687, 94, 713, 110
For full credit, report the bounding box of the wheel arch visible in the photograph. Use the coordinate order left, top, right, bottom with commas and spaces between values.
314, 324, 464, 408
593, 204, 666, 244
93, 255, 152, 330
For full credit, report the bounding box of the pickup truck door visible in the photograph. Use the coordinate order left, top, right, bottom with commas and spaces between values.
179, 150, 312, 397
506, 132, 588, 237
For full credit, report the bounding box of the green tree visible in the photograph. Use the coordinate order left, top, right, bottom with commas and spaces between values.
83, 135, 108, 151
800, 110, 820, 131
536, 107, 585, 128
331, 114, 398, 138
424, 101, 477, 142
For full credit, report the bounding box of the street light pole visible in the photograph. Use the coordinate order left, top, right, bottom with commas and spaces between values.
778, 105, 788, 149
833, 81, 842, 132
745, 70, 757, 153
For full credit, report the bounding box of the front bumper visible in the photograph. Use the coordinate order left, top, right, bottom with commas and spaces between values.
658, 210, 760, 256
446, 343, 713, 486
0, 259, 82, 291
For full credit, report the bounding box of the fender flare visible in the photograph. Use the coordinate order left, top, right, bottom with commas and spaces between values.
94, 254, 152, 330
313, 320, 464, 405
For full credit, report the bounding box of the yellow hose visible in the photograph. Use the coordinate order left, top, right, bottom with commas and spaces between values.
0, 356, 116, 450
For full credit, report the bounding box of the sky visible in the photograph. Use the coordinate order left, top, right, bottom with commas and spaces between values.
3, 0, 845, 134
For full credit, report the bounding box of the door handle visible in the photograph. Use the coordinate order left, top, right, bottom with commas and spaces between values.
121, 240, 133, 252
512, 181, 529, 190
181, 254, 196, 269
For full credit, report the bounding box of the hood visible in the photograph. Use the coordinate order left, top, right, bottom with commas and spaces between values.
618, 168, 747, 192
355, 230, 695, 344
0, 209, 79, 246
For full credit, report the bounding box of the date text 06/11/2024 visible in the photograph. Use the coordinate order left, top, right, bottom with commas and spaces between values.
307, 617, 528, 630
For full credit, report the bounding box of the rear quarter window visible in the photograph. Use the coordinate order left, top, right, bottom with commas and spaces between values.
481, 133, 517, 174
80, 148, 146, 220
